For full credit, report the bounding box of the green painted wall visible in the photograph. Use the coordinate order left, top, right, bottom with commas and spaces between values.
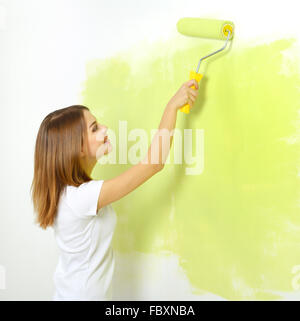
81, 37, 300, 300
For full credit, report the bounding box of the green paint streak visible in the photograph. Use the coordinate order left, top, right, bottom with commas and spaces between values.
81, 38, 300, 300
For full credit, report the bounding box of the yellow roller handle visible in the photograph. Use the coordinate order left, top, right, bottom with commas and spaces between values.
180, 71, 203, 114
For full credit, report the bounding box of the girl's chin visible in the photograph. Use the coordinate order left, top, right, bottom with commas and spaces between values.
96, 141, 112, 158
105, 141, 112, 154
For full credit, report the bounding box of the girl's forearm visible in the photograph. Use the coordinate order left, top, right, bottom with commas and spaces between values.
142, 103, 177, 168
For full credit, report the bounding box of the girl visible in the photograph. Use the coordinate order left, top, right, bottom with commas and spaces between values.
31, 79, 199, 301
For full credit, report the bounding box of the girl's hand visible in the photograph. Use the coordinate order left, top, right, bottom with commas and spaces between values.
167, 79, 199, 111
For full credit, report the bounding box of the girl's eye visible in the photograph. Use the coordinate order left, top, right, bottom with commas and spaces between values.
92, 125, 98, 132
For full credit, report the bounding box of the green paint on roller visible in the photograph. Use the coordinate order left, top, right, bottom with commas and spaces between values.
81, 38, 300, 300
177, 17, 234, 40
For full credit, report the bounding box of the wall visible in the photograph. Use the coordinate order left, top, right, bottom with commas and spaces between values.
0, 0, 300, 300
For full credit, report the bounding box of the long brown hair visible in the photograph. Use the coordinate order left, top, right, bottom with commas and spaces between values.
31, 105, 92, 229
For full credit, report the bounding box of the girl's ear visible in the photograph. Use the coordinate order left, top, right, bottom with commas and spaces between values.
80, 140, 87, 158
80, 133, 87, 158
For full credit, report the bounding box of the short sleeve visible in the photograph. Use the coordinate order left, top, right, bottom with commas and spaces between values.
66, 180, 104, 218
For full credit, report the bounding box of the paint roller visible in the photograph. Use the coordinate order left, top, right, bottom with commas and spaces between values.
176, 18, 235, 114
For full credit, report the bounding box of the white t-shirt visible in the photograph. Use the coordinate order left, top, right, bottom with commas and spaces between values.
52, 179, 117, 301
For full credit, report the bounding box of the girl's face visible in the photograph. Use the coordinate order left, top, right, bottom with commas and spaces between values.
82, 110, 112, 161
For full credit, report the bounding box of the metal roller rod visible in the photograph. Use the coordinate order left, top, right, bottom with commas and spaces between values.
196, 30, 231, 74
